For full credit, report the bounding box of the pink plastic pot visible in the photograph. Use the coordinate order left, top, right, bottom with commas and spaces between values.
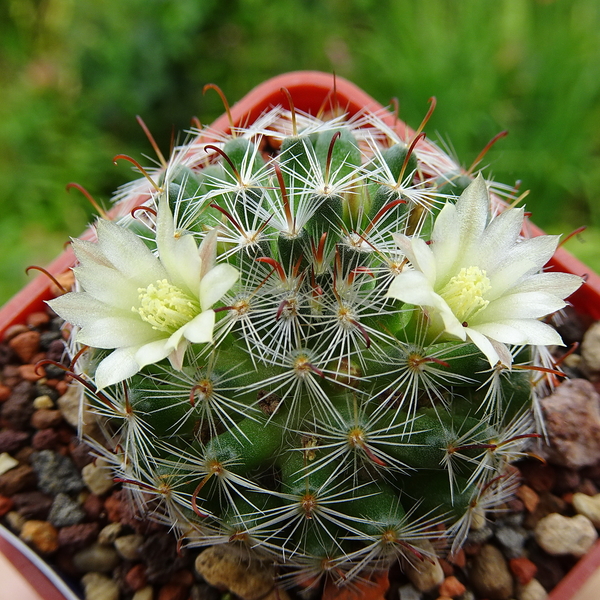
1, 70, 599, 600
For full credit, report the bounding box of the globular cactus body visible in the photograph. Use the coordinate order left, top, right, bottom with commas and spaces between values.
49, 96, 582, 587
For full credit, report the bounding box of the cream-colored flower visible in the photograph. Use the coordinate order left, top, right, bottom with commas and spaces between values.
386, 175, 582, 367
49, 199, 238, 389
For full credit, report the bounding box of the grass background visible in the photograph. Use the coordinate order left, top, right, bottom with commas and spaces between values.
2, 0, 600, 306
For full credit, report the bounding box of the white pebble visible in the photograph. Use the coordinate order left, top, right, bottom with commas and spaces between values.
97, 522, 122, 546
114, 533, 144, 560
403, 540, 444, 592
572, 492, 600, 528
534, 513, 598, 557
0, 452, 19, 476
517, 578, 548, 600
82, 459, 114, 495
132, 586, 154, 600
81, 572, 120, 600
33, 395, 54, 409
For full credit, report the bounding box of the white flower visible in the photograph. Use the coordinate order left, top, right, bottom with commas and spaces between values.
386, 175, 582, 367
49, 198, 239, 389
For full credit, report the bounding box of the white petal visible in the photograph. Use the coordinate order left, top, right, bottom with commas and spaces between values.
156, 197, 202, 295
465, 327, 502, 367
167, 342, 188, 371
456, 175, 489, 254
95, 347, 142, 389
182, 310, 215, 344
199, 263, 239, 310
77, 316, 159, 348
511, 272, 583, 298
387, 270, 438, 306
431, 202, 460, 284
475, 292, 567, 322
135, 338, 172, 368
73, 264, 140, 310
48, 292, 117, 328
95, 219, 166, 284
472, 319, 564, 347
409, 238, 437, 284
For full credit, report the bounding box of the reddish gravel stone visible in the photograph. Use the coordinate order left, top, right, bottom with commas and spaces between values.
83, 493, 105, 521
0, 494, 14, 516
439, 558, 454, 577
447, 548, 466, 569
26, 312, 51, 329
2, 364, 21, 388
20, 519, 59, 554
519, 462, 556, 493
68, 439, 95, 470
509, 557, 537, 585
0, 384, 11, 402
0, 429, 30, 453
158, 583, 189, 600
12, 490, 54, 519
2, 324, 29, 343
9, 331, 41, 363
31, 408, 64, 429
57, 522, 100, 550
516, 485, 540, 513
125, 563, 148, 591
18, 364, 44, 382
31, 428, 60, 450
439, 575, 466, 598
1, 381, 35, 429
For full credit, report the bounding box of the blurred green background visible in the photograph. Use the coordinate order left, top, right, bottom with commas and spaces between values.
2, 0, 600, 306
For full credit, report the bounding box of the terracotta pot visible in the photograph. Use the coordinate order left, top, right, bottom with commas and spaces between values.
1, 70, 599, 600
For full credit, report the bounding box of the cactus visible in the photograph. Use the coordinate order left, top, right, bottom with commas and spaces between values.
48, 92, 582, 588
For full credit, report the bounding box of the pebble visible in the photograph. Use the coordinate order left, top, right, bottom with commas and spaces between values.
81, 572, 120, 600
157, 583, 188, 600
18, 364, 43, 381
534, 512, 598, 557
438, 575, 465, 598
114, 533, 145, 560
132, 587, 154, 600
82, 459, 115, 495
31, 408, 63, 429
516, 578, 548, 600
58, 383, 102, 439
540, 378, 600, 468
125, 563, 148, 592
2, 324, 29, 343
0, 452, 19, 476
31, 449, 84, 494
495, 525, 529, 559
58, 522, 100, 550
0, 430, 30, 453
5, 510, 26, 532
581, 320, 600, 377
9, 330, 41, 363
48, 492, 86, 526
31, 428, 60, 450
468, 543, 513, 600
98, 522, 122, 545
20, 519, 59, 553
516, 485, 540, 512
0, 383, 11, 401
572, 492, 600, 527
33, 394, 54, 409
398, 583, 422, 600
12, 490, 53, 519
26, 311, 51, 329
0, 494, 14, 516
509, 557, 538, 585
195, 544, 279, 600
403, 540, 444, 593
73, 543, 121, 573
0, 464, 36, 495
1, 380, 35, 429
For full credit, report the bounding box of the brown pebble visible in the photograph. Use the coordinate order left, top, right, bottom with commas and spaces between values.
20, 519, 59, 553
519, 462, 556, 493
509, 557, 537, 585
32, 428, 60, 450
0, 430, 30, 453
438, 558, 454, 577
125, 563, 148, 592
0, 384, 11, 402
58, 522, 100, 550
30, 408, 63, 429
9, 331, 41, 363
2, 364, 21, 387
83, 494, 105, 520
516, 485, 540, 513
0, 464, 37, 495
0, 494, 14, 516
169, 569, 195, 587
576, 478, 598, 496
18, 364, 43, 381
438, 576, 466, 598
2, 324, 29, 343
26, 311, 51, 329
12, 490, 54, 519
55, 380, 68, 396
447, 548, 466, 569
158, 583, 189, 600
69, 438, 95, 469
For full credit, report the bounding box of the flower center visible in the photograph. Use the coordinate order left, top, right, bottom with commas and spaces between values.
439, 266, 491, 323
135, 279, 200, 333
